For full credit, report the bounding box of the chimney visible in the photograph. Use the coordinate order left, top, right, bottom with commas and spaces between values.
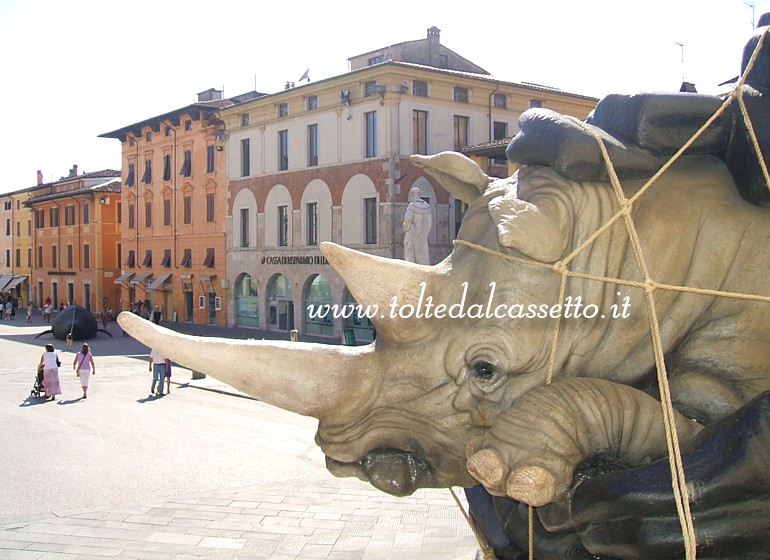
69, 164, 78, 177
197, 88, 223, 102
37, 170, 43, 185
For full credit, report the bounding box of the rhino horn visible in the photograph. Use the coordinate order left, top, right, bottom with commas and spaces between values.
411, 152, 491, 203
320, 242, 444, 343
117, 312, 369, 419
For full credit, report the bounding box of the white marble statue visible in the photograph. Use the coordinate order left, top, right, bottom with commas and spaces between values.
402, 186, 432, 264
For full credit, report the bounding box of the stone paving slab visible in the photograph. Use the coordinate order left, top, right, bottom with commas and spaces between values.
0, 478, 480, 560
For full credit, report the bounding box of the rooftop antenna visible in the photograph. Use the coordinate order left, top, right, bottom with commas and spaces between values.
674, 41, 685, 83
744, 2, 755, 28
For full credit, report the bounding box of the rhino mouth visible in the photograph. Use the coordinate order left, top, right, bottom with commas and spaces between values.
325, 448, 435, 497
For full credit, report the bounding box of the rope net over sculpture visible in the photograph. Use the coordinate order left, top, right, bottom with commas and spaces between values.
452, 25, 770, 560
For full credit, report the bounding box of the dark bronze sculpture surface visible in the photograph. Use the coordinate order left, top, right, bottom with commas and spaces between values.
35, 304, 112, 341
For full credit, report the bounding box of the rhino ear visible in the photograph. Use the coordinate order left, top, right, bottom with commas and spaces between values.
411, 152, 491, 203
488, 194, 569, 263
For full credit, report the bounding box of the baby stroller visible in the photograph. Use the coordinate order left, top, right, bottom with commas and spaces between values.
30, 365, 45, 397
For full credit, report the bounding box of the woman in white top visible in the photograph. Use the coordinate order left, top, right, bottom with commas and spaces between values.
73, 343, 96, 399
37, 343, 61, 401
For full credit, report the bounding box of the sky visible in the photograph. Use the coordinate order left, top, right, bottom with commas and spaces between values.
0, 0, 768, 193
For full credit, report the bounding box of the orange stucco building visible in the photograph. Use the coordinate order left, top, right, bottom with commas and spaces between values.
25, 167, 122, 312
100, 89, 264, 325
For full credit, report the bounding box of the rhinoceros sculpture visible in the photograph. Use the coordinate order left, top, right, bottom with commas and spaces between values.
118, 140, 770, 556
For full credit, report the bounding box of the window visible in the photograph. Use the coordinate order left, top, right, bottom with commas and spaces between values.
67, 244, 73, 268
364, 197, 377, 244
64, 205, 75, 226
307, 124, 318, 167
37, 246, 42, 268
306, 95, 318, 110
27, 247, 32, 268
125, 162, 135, 186
51, 245, 57, 268
365, 111, 377, 158
306, 202, 318, 246
240, 138, 250, 176
49, 207, 59, 227
278, 130, 288, 171
128, 204, 135, 229
206, 193, 215, 222
4, 218, 8, 236
161, 249, 171, 267
277, 103, 288, 117
206, 145, 215, 173
454, 200, 468, 237
126, 250, 135, 268
145, 201, 152, 228
181, 248, 192, 268
15, 221, 19, 237
163, 199, 171, 226
185, 120, 192, 131
493, 121, 508, 141
145, 132, 152, 142
413, 80, 428, 97
240, 208, 250, 248
203, 248, 215, 268
35, 209, 44, 229
180, 149, 192, 177
413, 110, 428, 155
454, 115, 470, 150
83, 244, 90, 269
454, 86, 469, 103
117, 202, 122, 224
141, 158, 152, 183
83, 202, 90, 224
15, 248, 20, 267
27, 219, 31, 234
364, 80, 378, 97
5, 249, 8, 268
493, 93, 508, 109
368, 55, 383, 65
163, 153, 171, 181
530, 99, 544, 108
240, 113, 250, 126
142, 250, 152, 267
165, 126, 173, 137
117, 244, 121, 269
439, 54, 448, 68
183, 196, 192, 224
278, 205, 289, 246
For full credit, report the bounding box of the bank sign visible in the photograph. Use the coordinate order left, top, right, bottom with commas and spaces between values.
260, 255, 329, 265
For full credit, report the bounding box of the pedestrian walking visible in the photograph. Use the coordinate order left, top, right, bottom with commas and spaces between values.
44, 302, 52, 323
149, 347, 169, 396
165, 360, 172, 394
151, 305, 162, 325
73, 343, 95, 399
65, 332, 74, 351
38, 343, 62, 401
26, 302, 32, 323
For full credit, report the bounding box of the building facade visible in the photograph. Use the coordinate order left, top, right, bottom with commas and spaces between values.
100, 89, 264, 325
220, 28, 598, 342
24, 167, 121, 312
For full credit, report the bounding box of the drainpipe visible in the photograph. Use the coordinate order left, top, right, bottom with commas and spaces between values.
488, 82, 500, 177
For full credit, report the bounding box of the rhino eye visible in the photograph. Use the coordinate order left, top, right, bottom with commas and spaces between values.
472, 360, 497, 381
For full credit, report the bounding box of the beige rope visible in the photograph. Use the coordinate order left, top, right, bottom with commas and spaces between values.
450, 25, 769, 560
449, 487, 497, 560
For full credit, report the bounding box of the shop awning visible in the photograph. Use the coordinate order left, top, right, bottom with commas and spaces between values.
0, 274, 14, 291
129, 272, 153, 285
147, 272, 172, 291
114, 272, 135, 285
4, 275, 27, 289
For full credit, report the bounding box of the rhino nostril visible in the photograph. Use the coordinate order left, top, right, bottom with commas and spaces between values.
360, 448, 433, 497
